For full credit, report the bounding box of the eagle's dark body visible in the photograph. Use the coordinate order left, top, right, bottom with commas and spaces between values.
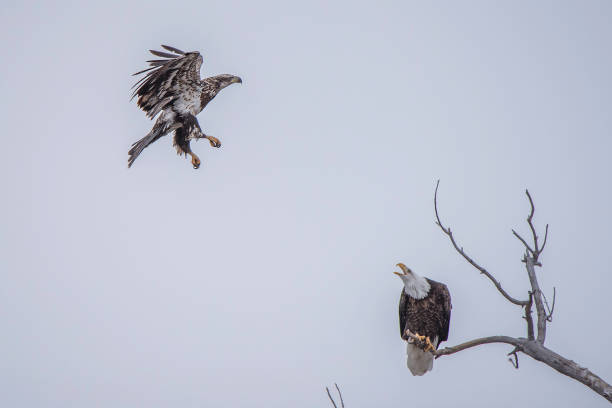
128, 45, 241, 168
399, 278, 452, 348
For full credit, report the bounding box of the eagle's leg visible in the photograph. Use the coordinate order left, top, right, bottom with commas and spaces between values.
191, 127, 221, 148
188, 152, 201, 169
423, 336, 436, 352
410, 332, 435, 352
205, 135, 221, 148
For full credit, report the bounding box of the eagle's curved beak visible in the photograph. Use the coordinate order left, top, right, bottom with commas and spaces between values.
396, 263, 411, 275
231, 76, 242, 84
393, 271, 403, 277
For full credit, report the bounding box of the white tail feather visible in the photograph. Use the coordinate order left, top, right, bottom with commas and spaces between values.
406, 337, 438, 376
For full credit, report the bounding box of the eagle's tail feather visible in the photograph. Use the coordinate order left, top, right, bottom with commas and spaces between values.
128, 119, 171, 168
406, 336, 439, 376
128, 134, 154, 168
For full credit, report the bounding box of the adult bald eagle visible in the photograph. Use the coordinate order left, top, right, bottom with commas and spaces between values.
394, 263, 452, 376
128, 45, 242, 169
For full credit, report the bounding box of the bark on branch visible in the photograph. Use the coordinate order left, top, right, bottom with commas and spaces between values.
432, 182, 612, 403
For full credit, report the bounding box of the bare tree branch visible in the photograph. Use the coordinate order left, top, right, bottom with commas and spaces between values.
434, 180, 529, 307
542, 287, 556, 322
430, 183, 612, 402
335, 383, 344, 408
326, 383, 345, 408
508, 347, 520, 369
512, 229, 535, 255
326, 387, 338, 408
525, 190, 540, 257
524, 292, 535, 340
520, 342, 612, 402
435, 336, 612, 401
433, 336, 523, 358
540, 224, 549, 254
524, 255, 547, 343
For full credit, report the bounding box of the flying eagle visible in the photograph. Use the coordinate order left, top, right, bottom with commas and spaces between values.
394, 263, 452, 376
128, 45, 242, 169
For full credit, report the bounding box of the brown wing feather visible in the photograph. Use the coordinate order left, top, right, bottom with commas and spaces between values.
432, 281, 452, 342
399, 291, 409, 339
131, 47, 203, 118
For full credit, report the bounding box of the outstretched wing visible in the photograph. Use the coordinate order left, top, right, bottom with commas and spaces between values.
131, 45, 203, 118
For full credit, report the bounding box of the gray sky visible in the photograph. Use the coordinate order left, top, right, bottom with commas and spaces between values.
2, 1, 611, 407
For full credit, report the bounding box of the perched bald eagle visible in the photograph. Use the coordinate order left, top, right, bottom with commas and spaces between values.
394, 263, 452, 376
128, 45, 242, 169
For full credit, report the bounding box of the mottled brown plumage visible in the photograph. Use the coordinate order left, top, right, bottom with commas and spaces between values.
128, 45, 242, 169
399, 278, 452, 346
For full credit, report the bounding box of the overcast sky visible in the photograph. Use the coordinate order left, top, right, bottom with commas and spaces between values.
2, 1, 611, 407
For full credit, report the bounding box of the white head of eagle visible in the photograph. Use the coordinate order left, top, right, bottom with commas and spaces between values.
394, 263, 452, 376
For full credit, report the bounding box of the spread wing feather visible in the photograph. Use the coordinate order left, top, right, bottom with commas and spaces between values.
161, 45, 185, 54
149, 49, 180, 59
131, 46, 203, 118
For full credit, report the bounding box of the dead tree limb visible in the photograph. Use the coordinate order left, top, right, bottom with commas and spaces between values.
326, 383, 345, 408
432, 182, 612, 403
434, 181, 529, 307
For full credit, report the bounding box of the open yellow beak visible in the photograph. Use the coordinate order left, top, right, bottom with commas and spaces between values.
396, 263, 410, 274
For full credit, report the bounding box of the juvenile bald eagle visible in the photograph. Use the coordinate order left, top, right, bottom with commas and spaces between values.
394, 263, 452, 376
128, 45, 242, 169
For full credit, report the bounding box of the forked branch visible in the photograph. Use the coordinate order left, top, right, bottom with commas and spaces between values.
434, 181, 528, 306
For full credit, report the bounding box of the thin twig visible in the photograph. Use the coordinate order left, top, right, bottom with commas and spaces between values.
540, 224, 549, 254
434, 181, 529, 306
525, 190, 540, 256
335, 384, 345, 408
326, 384, 344, 408
542, 287, 556, 322
508, 347, 520, 369
512, 229, 535, 255
513, 229, 533, 254
326, 387, 338, 408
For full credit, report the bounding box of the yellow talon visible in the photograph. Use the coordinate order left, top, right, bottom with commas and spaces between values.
424, 336, 436, 352
189, 153, 201, 169
206, 135, 221, 148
